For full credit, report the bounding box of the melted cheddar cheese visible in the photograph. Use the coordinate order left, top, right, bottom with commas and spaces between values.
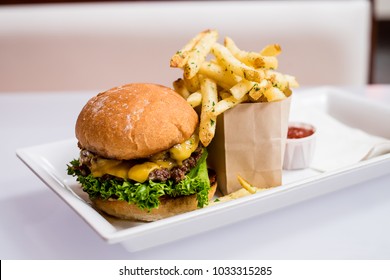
91, 158, 132, 179
90, 134, 199, 183
169, 133, 199, 165
127, 162, 159, 183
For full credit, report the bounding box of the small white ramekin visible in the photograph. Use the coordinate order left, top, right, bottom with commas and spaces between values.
283, 122, 316, 170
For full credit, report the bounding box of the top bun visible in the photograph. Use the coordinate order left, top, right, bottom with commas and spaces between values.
75, 83, 199, 160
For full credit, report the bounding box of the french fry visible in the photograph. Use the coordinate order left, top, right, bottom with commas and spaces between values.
209, 176, 269, 205
264, 70, 299, 92
254, 56, 278, 69
248, 79, 270, 101
224, 37, 278, 69
212, 95, 248, 116
229, 79, 257, 100
184, 74, 201, 93
210, 188, 270, 205
224, 37, 255, 65
208, 188, 252, 205
186, 91, 202, 108
265, 70, 288, 91
211, 43, 263, 82
199, 61, 241, 90
183, 29, 218, 79
199, 76, 218, 147
263, 86, 286, 102
260, 44, 282, 56
285, 74, 299, 88
236, 174, 257, 194
170, 30, 212, 68
172, 78, 190, 99
218, 90, 232, 100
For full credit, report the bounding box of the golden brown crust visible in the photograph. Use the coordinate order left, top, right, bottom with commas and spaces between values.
75, 83, 198, 160
93, 183, 217, 222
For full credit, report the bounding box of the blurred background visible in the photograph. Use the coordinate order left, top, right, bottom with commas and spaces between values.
0, 0, 389, 92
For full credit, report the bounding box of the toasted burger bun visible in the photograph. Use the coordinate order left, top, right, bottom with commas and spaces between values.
93, 182, 217, 222
75, 83, 198, 160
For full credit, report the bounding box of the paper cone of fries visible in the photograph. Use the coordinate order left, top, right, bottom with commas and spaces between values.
170, 29, 297, 195
208, 93, 291, 195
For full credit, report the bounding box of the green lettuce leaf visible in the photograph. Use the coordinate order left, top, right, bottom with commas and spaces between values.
67, 149, 211, 211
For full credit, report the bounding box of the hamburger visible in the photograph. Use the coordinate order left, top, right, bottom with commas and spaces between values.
67, 83, 217, 222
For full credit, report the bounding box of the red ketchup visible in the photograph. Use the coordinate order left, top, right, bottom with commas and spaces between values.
287, 126, 315, 139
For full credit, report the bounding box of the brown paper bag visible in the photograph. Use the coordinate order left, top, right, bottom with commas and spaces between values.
208, 95, 291, 195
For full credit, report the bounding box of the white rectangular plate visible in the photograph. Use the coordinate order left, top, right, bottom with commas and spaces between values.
16, 88, 390, 252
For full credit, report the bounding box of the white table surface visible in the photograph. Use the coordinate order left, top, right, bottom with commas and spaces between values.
1, 86, 390, 260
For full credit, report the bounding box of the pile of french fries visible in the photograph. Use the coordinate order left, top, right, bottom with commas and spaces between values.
170, 29, 299, 147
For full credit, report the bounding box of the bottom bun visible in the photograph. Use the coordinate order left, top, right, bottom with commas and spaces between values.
93, 183, 217, 222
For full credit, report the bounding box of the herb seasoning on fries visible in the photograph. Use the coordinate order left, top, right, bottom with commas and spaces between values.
170, 29, 299, 195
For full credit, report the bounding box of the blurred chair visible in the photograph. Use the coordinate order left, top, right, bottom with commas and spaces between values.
0, 0, 371, 92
